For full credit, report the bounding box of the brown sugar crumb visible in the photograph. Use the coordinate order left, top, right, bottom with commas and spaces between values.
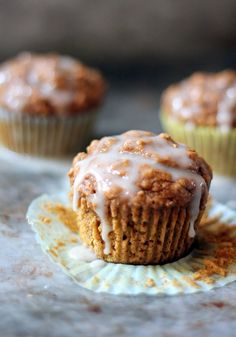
199, 213, 223, 229
145, 278, 156, 288
203, 277, 214, 285
194, 224, 236, 281
49, 249, 58, 258
39, 215, 51, 224
52, 240, 66, 253
182, 276, 200, 288
44, 202, 78, 232
171, 279, 182, 288
195, 259, 227, 279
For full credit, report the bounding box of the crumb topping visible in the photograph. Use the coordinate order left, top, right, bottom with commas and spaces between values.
194, 221, 236, 280
162, 70, 236, 129
0, 53, 106, 116
69, 130, 211, 208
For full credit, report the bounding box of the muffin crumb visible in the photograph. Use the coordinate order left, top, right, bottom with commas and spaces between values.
39, 215, 51, 224
194, 224, 236, 281
44, 202, 78, 232
145, 278, 156, 287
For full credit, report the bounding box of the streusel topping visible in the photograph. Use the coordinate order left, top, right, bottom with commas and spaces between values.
162, 70, 236, 131
0, 53, 106, 116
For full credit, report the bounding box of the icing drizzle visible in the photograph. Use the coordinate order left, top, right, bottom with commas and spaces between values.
72, 131, 206, 254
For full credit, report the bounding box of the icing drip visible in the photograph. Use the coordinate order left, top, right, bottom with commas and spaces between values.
72, 131, 206, 254
68, 244, 97, 262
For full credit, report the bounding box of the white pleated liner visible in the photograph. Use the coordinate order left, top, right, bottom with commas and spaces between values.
27, 193, 236, 296
0, 108, 98, 157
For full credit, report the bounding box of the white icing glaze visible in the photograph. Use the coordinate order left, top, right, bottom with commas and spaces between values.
72, 131, 206, 254
68, 244, 97, 262
59, 56, 78, 70
3, 80, 33, 112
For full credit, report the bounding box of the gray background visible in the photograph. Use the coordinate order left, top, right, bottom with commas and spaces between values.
0, 0, 236, 64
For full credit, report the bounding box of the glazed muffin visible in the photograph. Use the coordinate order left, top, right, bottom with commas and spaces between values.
0, 52, 106, 157
161, 70, 236, 176
68, 130, 212, 265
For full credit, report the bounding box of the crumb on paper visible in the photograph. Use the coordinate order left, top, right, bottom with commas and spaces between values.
194, 223, 236, 281
39, 215, 52, 224
49, 249, 58, 258
44, 202, 78, 232
182, 276, 200, 288
52, 240, 66, 253
203, 277, 214, 285
145, 278, 156, 288
171, 279, 182, 288
199, 213, 222, 228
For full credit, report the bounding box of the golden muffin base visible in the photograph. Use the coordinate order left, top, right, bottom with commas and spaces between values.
76, 198, 205, 265
0, 109, 97, 157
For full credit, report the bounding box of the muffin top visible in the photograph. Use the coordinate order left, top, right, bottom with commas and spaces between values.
69, 130, 212, 251
162, 70, 236, 130
0, 52, 106, 116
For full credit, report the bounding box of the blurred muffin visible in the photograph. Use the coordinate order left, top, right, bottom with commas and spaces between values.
161, 70, 236, 176
69, 130, 212, 265
0, 52, 106, 157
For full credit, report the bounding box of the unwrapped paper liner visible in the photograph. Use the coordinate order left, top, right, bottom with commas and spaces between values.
27, 193, 236, 296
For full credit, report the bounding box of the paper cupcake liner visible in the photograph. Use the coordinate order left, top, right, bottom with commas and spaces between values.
27, 193, 236, 296
0, 108, 98, 157
160, 113, 236, 177
77, 199, 196, 265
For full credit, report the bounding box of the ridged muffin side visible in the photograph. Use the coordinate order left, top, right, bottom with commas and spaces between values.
76, 199, 198, 265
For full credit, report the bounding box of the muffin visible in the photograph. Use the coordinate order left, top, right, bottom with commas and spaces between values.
161, 70, 236, 176
0, 52, 106, 157
68, 130, 212, 265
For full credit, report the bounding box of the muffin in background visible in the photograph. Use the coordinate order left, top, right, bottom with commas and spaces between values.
161, 70, 236, 176
0, 52, 106, 157
69, 130, 212, 265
